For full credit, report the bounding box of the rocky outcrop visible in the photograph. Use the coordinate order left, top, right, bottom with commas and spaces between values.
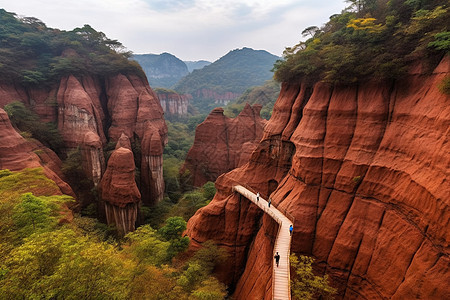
186, 56, 450, 299
156, 90, 190, 118
194, 89, 242, 105
0, 108, 74, 196
0, 73, 167, 205
183, 104, 267, 187
100, 146, 141, 235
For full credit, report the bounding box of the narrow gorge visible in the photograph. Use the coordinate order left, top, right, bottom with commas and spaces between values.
186, 56, 450, 299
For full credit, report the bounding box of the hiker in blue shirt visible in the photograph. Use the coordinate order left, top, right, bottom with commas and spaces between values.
289, 224, 293, 236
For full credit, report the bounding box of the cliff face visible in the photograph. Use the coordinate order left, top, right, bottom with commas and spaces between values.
186, 57, 450, 299
100, 145, 141, 235
0, 73, 167, 209
0, 108, 74, 197
156, 90, 190, 118
183, 104, 267, 187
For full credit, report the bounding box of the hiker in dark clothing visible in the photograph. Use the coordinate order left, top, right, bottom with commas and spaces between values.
268, 198, 272, 207
256, 192, 260, 202
274, 252, 280, 267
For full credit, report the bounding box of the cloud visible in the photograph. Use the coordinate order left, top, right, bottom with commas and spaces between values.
1, 0, 347, 61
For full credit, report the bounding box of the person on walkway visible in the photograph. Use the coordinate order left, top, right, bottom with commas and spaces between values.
256, 192, 260, 202
274, 252, 280, 267
268, 198, 272, 207
289, 224, 293, 236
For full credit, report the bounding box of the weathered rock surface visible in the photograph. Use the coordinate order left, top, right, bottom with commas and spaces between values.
100, 146, 140, 235
156, 89, 190, 118
0, 73, 167, 205
0, 108, 74, 196
183, 104, 267, 187
186, 56, 450, 299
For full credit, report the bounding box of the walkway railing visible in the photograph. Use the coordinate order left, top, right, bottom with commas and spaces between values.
232, 185, 293, 300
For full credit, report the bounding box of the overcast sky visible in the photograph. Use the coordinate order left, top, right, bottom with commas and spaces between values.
1, 0, 348, 62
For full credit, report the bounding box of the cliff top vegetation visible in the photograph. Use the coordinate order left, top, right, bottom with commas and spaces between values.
273, 0, 449, 84
0, 9, 144, 86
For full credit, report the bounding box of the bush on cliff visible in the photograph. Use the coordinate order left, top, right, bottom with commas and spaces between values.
4, 101, 63, 153
290, 254, 337, 300
273, 1, 449, 84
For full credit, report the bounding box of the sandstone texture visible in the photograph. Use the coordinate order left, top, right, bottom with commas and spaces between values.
186, 56, 450, 299
100, 146, 141, 235
183, 104, 267, 187
0, 108, 74, 197
0, 73, 167, 206
156, 90, 190, 118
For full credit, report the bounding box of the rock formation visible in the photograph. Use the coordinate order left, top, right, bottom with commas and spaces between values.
183, 104, 267, 187
156, 89, 190, 119
0, 73, 167, 206
100, 145, 141, 235
0, 108, 74, 197
186, 56, 450, 299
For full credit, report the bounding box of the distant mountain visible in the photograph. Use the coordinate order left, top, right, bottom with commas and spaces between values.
132, 53, 189, 88
173, 47, 280, 113
184, 60, 211, 72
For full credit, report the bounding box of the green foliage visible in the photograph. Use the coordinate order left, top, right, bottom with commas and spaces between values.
174, 47, 279, 114
12, 193, 56, 237
159, 216, 187, 240
438, 75, 450, 95
273, 2, 450, 84
428, 31, 450, 51
290, 254, 337, 300
4, 101, 63, 153
159, 217, 190, 260
176, 240, 228, 299
125, 225, 170, 265
168, 182, 215, 220
191, 240, 228, 274
234, 80, 280, 119
0, 9, 144, 85
0, 168, 228, 299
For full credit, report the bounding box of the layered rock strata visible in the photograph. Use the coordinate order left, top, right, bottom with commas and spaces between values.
0, 73, 167, 205
183, 104, 267, 187
186, 57, 450, 299
156, 90, 190, 118
100, 145, 141, 235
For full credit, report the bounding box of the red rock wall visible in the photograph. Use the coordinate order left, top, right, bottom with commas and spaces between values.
100, 146, 141, 235
183, 104, 267, 187
0, 73, 167, 204
0, 108, 74, 197
186, 57, 450, 299
156, 91, 190, 118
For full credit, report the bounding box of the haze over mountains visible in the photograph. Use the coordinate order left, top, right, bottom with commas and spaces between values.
133, 47, 280, 114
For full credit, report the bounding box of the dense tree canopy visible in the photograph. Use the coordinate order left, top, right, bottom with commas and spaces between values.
273, 0, 449, 84
0, 9, 144, 85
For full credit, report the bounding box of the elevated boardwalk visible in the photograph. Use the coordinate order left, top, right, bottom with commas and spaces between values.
232, 185, 293, 300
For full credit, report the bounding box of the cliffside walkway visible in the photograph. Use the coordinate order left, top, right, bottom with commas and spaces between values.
232, 185, 293, 300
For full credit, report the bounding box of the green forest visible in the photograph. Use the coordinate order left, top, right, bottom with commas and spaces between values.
273, 0, 449, 84
0, 9, 144, 85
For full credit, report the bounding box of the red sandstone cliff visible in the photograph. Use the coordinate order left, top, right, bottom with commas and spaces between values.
183, 104, 267, 187
100, 145, 141, 235
0, 108, 74, 197
156, 90, 190, 118
0, 73, 167, 208
186, 56, 450, 299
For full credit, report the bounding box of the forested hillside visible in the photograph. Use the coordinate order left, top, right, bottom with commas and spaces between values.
132, 53, 189, 88
174, 47, 279, 113
274, 0, 449, 84
0, 9, 143, 85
